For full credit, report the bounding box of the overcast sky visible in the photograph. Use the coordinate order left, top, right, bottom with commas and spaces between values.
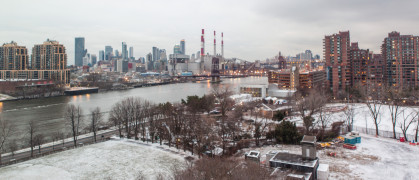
1, 0, 419, 65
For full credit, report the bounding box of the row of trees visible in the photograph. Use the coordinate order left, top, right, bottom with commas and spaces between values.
357, 84, 419, 141
107, 87, 238, 156
0, 104, 105, 165
290, 83, 419, 142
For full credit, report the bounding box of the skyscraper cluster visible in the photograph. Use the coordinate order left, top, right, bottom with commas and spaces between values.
324, 31, 419, 97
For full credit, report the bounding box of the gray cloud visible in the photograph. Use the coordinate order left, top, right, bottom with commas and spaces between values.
1, 0, 419, 64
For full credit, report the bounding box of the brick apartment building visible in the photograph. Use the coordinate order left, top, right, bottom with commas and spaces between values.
382, 31, 419, 89
267, 68, 326, 90
324, 31, 352, 97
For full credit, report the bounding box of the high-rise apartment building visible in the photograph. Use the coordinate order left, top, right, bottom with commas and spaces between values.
32, 39, 67, 70
0, 40, 68, 83
115, 50, 120, 58
382, 31, 419, 89
173, 45, 181, 54
180, 39, 185, 55
0, 42, 29, 70
105, 46, 113, 60
146, 53, 153, 71
152, 47, 160, 61
367, 54, 385, 85
91, 54, 97, 65
122, 42, 128, 60
129, 46, 134, 59
350, 42, 370, 86
75, 37, 86, 67
324, 31, 351, 96
99, 50, 105, 61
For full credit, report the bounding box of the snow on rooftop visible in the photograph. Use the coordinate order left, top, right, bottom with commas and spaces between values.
244, 133, 419, 179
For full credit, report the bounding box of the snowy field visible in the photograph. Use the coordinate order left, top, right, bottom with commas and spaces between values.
0, 139, 189, 180
243, 133, 419, 180
287, 103, 419, 137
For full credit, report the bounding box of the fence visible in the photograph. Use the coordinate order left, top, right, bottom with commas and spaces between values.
352, 125, 417, 141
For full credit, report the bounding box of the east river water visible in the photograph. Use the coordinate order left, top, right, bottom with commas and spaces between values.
0, 76, 267, 145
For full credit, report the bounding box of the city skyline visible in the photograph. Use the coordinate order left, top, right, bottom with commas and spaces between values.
1, 0, 419, 65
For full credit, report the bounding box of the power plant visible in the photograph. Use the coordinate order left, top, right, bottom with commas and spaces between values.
168, 29, 225, 76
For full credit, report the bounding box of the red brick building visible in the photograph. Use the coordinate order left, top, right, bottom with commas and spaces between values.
382, 31, 419, 89
324, 31, 351, 97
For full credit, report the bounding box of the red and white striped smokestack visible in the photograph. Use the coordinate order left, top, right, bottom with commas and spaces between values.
201, 29, 205, 58
214, 31, 216, 56
221, 32, 224, 58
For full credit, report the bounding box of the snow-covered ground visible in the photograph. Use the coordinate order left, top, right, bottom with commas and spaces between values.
0, 139, 190, 180
242, 133, 419, 180
287, 103, 419, 138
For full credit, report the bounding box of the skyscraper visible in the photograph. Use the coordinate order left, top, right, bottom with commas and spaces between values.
0, 42, 29, 70
146, 53, 153, 71
152, 47, 160, 61
159, 49, 167, 61
115, 50, 119, 58
180, 39, 185, 55
122, 42, 128, 60
99, 50, 104, 61
75, 37, 85, 66
105, 46, 113, 60
129, 46, 134, 59
324, 31, 351, 97
173, 45, 181, 54
350, 42, 370, 86
91, 54, 97, 65
382, 31, 419, 89
32, 39, 67, 70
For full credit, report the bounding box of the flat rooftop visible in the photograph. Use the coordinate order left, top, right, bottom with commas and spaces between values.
270, 152, 318, 168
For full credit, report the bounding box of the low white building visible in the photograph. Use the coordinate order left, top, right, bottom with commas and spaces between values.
239, 84, 268, 98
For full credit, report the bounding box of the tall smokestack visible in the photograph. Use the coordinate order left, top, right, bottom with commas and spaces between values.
201, 29, 205, 59
214, 31, 216, 56
221, 32, 224, 58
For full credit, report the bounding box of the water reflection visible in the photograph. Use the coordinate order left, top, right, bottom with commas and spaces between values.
1, 77, 267, 144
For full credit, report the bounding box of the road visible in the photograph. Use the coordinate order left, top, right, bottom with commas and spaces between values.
0, 129, 118, 166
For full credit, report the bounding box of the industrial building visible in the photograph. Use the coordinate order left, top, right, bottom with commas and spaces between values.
168, 29, 225, 76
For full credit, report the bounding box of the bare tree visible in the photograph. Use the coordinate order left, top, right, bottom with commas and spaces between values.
0, 118, 13, 164
53, 131, 65, 149
33, 134, 45, 154
343, 105, 356, 132
90, 107, 103, 143
361, 83, 384, 136
294, 89, 327, 134
65, 104, 83, 147
414, 109, 419, 142
318, 108, 332, 140
109, 105, 123, 138
386, 87, 403, 139
212, 86, 234, 155
52, 131, 63, 150
399, 110, 418, 141
27, 119, 37, 157
8, 141, 18, 157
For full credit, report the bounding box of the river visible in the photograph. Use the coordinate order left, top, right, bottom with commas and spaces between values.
0, 76, 268, 146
